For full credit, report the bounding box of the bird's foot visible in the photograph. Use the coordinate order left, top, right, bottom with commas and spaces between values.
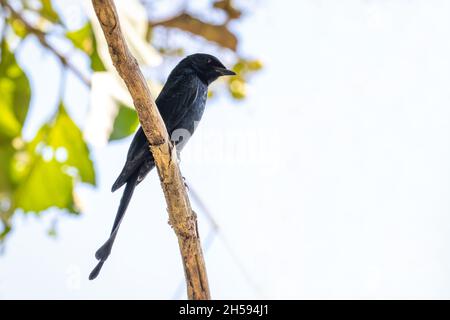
182, 176, 189, 190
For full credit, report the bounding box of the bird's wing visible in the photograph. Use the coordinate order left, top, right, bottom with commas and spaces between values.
111, 72, 199, 192
157, 71, 200, 133
111, 127, 149, 192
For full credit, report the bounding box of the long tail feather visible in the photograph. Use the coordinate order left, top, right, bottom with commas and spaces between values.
89, 171, 139, 280
89, 261, 104, 280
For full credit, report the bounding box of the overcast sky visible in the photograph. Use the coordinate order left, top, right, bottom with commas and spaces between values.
2, 0, 450, 299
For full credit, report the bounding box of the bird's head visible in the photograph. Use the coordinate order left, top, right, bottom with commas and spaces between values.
185, 53, 236, 84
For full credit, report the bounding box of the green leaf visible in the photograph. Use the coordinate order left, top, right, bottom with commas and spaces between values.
228, 77, 246, 99
109, 103, 139, 141
0, 41, 31, 141
0, 222, 12, 241
66, 23, 92, 53
14, 158, 75, 213
232, 59, 263, 75
90, 48, 105, 72
39, 0, 61, 24
52, 106, 96, 184
46, 105, 96, 185
66, 23, 106, 72
247, 59, 263, 71
14, 105, 96, 213
8, 17, 28, 38
0, 144, 15, 194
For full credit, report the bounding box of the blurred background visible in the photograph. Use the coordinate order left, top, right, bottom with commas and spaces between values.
1, 0, 450, 299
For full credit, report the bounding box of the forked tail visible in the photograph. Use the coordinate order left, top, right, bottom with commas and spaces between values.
89, 171, 139, 280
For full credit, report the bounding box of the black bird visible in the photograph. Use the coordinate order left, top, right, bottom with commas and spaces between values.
89, 53, 235, 280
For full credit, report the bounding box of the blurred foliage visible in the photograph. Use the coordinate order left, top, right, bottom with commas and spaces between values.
109, 102, 140, 141
66, 22, 106, 72
0, 0, 261, 244
14, 104, 95, 212
229, 59, 263, 99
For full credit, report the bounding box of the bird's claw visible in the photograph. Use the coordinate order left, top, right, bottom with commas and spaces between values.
182, 176, 189, 190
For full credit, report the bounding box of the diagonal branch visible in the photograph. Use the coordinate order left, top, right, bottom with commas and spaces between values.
91, 0, 210, 300
0, 0, 91, 87
150, 13, 238, 51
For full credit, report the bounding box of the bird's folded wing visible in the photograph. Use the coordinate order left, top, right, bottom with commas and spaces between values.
111, 129, 149, 192
111, 72, 199, 192
157, 71, 200, 134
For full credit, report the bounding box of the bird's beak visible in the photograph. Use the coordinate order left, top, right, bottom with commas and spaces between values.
215, 67, 236, 76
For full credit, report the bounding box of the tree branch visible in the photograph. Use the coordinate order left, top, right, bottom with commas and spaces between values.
150, 13, 238, 51
91, 0, 210, 300
0, 0, 91, 87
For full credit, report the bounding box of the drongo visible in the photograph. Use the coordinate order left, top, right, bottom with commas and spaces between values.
89, 53, 235, 280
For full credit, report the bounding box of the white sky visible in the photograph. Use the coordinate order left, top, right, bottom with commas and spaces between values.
2, 0, 450, 299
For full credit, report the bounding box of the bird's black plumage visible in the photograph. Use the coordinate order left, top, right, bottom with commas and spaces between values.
89, 53, 235, 280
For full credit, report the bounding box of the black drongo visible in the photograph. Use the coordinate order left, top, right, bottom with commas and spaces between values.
89, 53, 235, 280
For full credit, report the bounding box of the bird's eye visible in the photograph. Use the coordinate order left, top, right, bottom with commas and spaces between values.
207, 58, 212, 64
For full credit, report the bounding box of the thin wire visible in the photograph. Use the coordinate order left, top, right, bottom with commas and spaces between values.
172, 180, 263, 299
188, 184, 219, 231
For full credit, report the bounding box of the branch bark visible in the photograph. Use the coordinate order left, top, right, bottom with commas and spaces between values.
91, 0, 210, 300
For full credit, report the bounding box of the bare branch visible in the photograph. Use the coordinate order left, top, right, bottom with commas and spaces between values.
0, 0, 91, 87
151, 13, 238, 51
91, 0, 210, 300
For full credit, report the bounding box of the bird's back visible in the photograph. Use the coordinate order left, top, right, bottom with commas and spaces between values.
111, 69, 208, 191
